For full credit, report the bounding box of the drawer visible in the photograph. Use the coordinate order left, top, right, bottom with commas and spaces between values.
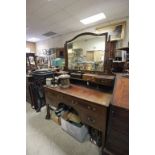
111, 117, 129, 135
59, 95, 79, 108
76, 100, 107, 131
106, 129, 129, 155
45, 91, 79, 109
96, 78, 113, 86
110, 106, 129, 125
107, 128, 129, 144
45, 91, 59, 107
81, 114, 105, 131
83, 75, 96, 82
78, 100, 106, 116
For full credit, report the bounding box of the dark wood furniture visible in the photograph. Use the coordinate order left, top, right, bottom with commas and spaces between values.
43, 31, 129, 155
26, 75, 35, 108
26, 76, 31, 103
104, 40, 117, 74
44, 84, 112, 146
103, 74, 129, 155
82, 73, 115, 87
26, 53, 37, 72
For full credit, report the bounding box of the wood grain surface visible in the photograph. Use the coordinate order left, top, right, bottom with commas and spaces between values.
44, 84, 112, 107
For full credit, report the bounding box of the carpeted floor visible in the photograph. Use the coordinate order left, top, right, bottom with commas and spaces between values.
26, 103, 100, 155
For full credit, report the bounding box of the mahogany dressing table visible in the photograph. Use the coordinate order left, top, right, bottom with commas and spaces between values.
44, 84, 112, 146
44, 32, 118, 154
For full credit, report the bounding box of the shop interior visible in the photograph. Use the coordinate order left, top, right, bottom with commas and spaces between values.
26, 0, 129, 155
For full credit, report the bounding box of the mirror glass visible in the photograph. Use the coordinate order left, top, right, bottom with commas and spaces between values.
67, 35, 106, 72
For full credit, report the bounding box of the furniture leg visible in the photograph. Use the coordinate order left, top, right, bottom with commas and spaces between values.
45, 104, 51, 119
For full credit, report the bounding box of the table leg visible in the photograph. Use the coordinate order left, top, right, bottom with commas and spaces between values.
45, 104, 51, 119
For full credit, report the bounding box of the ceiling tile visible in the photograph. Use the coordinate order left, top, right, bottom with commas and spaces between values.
26, 0, 129, 41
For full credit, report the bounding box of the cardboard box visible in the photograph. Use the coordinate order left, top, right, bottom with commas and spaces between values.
51, 112, 61, 125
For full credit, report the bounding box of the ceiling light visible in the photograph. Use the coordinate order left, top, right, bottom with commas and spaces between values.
27, 37, 40, 42
80, 13, 106, 25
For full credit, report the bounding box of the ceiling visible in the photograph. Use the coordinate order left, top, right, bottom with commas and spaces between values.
26, 0, 129, 42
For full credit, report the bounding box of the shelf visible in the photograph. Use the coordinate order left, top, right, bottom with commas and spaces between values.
70, 77, 84, 81
113, 61, 125, 63
116, 47, 129, 51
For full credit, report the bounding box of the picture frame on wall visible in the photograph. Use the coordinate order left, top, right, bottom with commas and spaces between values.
96, 21, 126, 41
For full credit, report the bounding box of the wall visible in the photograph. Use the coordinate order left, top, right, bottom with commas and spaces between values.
36, 17, 129, 54
26, 41, 36, 53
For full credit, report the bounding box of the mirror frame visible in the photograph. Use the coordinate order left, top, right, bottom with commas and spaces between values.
64, 32, 108, 74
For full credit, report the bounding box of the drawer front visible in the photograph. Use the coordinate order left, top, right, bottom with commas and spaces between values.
45, 91, 59, 107
106, 128, 129, 155
96, 79, 113, 86
45, 90, 79, 109
78, 102, 107, 131
110, 106, 129, 135
83, 75, 96, 82
78, 100, 106, 116
83, 75, 114, 86
80, 112, 106, 131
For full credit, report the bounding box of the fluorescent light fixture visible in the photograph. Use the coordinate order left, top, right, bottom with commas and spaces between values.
80, 13, 106, 25
27, 37, 40, 42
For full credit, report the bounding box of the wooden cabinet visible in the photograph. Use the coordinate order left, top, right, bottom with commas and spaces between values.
103, 74, 129, 155
104, 41, 117, 74
26, 77, 31, 103
26, 75, 35, 107
104, 106, 129, 155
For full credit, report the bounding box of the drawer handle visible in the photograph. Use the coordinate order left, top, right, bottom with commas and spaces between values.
87, 106, 96, 111
71, 100, 78, 105
87, 106, 91, 110
87, 117, 95, 124
111, 110, 115, 116
92, 107, 96, 111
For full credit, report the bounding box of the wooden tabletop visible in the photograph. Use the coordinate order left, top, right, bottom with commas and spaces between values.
83, 73, 115, 80
44, 84, 112, 107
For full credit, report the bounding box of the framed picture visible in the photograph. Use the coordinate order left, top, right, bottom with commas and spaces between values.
96, 21, 126, 41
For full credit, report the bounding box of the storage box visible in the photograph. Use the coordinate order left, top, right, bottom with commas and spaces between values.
51, 111, 61, 125
61, 117, 88, 142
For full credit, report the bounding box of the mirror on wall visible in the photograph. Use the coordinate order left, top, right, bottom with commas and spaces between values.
65, 32, 108, 72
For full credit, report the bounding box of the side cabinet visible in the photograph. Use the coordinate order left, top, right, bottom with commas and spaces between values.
104, 105, 129, 155
103, 74, 129, 155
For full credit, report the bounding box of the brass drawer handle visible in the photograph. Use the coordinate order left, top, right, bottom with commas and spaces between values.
92, 107, 96, 111
101, 80, 106, 83
87, 106, 91, 110
71, 100, 78, 105
87, 117, 95, 124
87, 106, 96, 111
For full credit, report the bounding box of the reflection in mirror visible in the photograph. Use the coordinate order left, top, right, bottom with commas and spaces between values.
67, 35, 106, 72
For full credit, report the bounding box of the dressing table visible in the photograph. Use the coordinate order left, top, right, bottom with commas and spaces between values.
44, 84, 112, 145
44, 32, 117, 153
